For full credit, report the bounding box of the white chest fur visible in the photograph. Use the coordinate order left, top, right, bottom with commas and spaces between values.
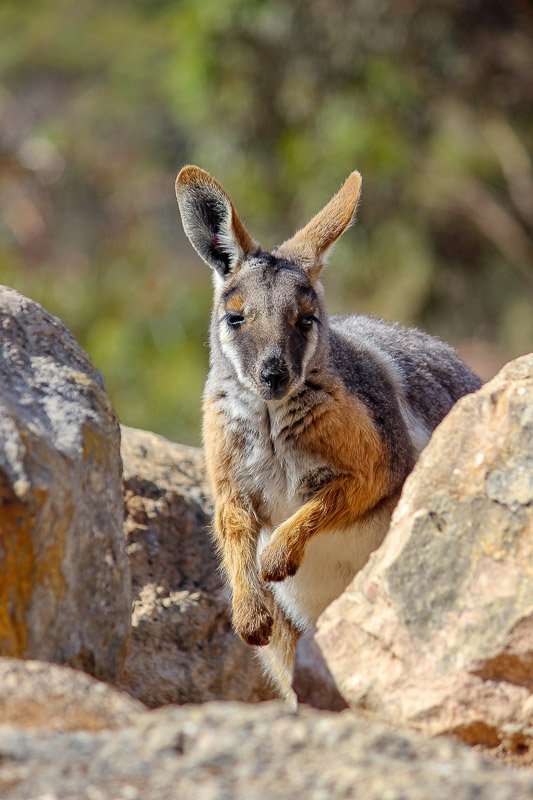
259, 506, 391, 630
222, 390, 322, 524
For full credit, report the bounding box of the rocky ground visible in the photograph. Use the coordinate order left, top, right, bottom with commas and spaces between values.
0, 285, 531, 797
2, 679, 533, 800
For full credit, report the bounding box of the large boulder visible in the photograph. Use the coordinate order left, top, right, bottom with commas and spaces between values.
1, 699, 533, 799
0, 287, 130, 679
315, 354, 533, 760
119, 426, 274, 706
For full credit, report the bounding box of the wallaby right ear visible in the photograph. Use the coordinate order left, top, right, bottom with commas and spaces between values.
274, 171, 362, 280
175, 166, 258, 277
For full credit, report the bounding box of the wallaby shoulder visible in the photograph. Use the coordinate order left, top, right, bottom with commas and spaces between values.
329, 313, 482, 433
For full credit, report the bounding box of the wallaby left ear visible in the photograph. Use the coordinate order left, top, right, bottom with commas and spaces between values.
275, 171, 362, 280
175, 166, 258, 277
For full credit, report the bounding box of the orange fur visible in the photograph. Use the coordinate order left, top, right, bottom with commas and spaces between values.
300, 384, 387, 479
296, 297, 316, 317
224, 293, 245, 312
203, 398, 273, 645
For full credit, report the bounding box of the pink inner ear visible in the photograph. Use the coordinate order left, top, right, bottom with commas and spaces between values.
212, 234, 220, 248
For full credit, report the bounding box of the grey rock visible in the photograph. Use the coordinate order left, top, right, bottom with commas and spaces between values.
118, 426, 274, 706
1, 701, 532, 799
0, 286, 130, 679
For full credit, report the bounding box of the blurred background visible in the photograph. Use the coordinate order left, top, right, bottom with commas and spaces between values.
1, 0, 532, 445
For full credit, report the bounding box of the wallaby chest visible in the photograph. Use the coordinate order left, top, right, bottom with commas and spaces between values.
212, 385, 327, 527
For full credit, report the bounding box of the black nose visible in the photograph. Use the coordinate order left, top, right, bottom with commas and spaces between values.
260, 360, 289, 393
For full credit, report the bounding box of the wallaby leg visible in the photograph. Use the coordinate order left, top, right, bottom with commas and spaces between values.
256, 603, 300, 709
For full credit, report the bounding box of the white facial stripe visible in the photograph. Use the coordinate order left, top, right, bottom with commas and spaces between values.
212, 270, 226, 291
285, 323, 319, 395
219, 324, 258, 393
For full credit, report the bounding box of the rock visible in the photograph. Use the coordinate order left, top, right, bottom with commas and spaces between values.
0, 658, 144, 732
1, 701, 532, 799
315, 354, 533, 760
0, 286, 130, 680
294, 631, 349, 711
119, 426, 274, 706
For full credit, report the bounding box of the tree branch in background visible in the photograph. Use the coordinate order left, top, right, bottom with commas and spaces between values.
452, 176, 533, 287
483, 117, 533, 231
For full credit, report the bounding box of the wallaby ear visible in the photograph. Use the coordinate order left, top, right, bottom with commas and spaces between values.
175, 166, 258, 277
275, 171, 362, 280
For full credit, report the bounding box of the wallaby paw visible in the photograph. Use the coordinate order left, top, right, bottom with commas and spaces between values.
233, 597, 273, 647
260, 539, 302, 583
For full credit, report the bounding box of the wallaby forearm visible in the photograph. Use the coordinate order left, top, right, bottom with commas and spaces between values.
259, 472, 390, 583
286, 470, 390, 539
204, 396, 265, 603
212, 492, 274, 646
214, 495, 262, 601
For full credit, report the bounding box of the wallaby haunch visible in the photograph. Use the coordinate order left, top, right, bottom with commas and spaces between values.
175, 166, 481, 705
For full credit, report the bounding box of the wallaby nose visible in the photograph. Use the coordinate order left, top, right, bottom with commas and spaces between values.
260, 359, 289, 394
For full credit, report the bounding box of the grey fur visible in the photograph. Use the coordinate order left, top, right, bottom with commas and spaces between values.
332, 314, 481, 430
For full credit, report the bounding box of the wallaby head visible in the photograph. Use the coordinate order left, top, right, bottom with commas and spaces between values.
175, 166, 362, 401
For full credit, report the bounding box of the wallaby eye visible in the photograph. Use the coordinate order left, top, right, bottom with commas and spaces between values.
297, 314, 317, 332
226, 312, 245, 328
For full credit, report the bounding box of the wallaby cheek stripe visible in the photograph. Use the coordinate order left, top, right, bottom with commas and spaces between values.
299, 325, 319, 384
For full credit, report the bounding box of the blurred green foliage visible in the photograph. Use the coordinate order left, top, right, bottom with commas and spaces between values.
1, 0, 532, 444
